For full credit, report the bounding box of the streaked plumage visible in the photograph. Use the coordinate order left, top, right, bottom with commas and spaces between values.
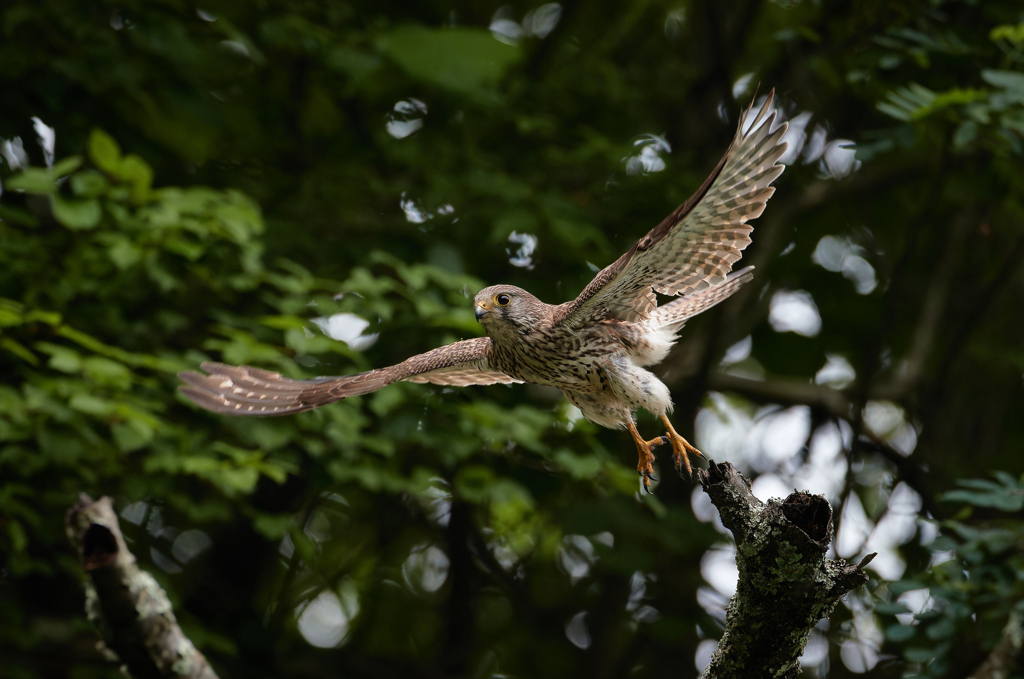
179, 92, 788, 491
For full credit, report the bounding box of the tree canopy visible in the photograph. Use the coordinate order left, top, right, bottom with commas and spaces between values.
2, 0, 1023, 677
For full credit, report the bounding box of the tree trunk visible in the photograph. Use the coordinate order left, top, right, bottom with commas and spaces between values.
65, 495, 219, 679
698, 462, 875, 678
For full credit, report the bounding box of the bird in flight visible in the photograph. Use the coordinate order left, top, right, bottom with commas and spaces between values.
179, 92, 788, 493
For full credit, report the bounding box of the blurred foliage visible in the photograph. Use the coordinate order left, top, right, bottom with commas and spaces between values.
875, 473, 1024, 678
1, 0, 1023, 678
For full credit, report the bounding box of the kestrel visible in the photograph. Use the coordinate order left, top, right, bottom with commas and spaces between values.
179, 92, 788, 492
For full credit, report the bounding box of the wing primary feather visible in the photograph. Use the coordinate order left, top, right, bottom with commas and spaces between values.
650, 266, 756, 330
552, 89, 787, 330
178, 337, 513, 417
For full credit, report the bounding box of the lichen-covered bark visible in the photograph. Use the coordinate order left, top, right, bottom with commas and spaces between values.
65, 495, 219, 679
698, 462, 875, 679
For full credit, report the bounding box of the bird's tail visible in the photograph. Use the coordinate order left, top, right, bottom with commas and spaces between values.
648, 266, 755, 331
178, 362, 391, 416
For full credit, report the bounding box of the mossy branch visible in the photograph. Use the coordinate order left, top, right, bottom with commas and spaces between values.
698, 462, 875, 678
65, 495, 219, 679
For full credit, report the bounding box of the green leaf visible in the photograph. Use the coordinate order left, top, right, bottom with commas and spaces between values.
942, 474, 1024, 512
70, 170, 110, 198
56, 326, 181, 372
990, 23, 1024, 45
88, 129, 122, 174
953, 120, 978, 149
107, 236, 142, 269
0, 338, 39, 366
6, 520, 27, 552
163, 234, 204, 260
51, 196, 101, 229
69, 393, 115, 417
117, 154, 154, 202
378, 27, 519, 103
885, 624, 916, 642
982, 69, 1024, 94
925, 617, 957, 640
24, 309, 61, 325
3, 157, 83, 193
325, 45, 382, 80
252, 513, 293, 539
0, 203, 40, 227
4, 168, 58, 194
112, 419, 154, 452
0, 300, 24, 327
36, 342, 81, 373
942, 488, 1024, 512
1000, 110, 1024, 136
454, 465, 497, 502
81, 356, 132, 389
51, 155, 83, 177
930, 87, 988, 109
889, 580, 928, 595
553, 449, 603, 479
905, 646, 940, 663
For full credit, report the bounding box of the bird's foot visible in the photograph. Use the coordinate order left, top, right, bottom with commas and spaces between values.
669, 432, 704, 480
659, 415, 704, 481
636, 435, 668, 494
627, 418, 667, 494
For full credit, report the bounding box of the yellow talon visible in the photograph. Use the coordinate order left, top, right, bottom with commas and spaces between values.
660, 414, 704, 479
627, 420, 667, 493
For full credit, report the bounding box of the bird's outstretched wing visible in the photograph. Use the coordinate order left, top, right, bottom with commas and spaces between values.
178, 337, 519, 416
553, 91, 788, 331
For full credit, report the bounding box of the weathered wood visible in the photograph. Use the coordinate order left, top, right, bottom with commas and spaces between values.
66, 495, 219, 679
699, 462, 875, 678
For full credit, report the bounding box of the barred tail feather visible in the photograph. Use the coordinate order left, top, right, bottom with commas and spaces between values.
178, 338, 504, 417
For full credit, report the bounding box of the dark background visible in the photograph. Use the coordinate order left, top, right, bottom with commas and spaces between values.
1, 0, 1023, 677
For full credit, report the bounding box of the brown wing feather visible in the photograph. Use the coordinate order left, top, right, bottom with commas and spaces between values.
404, 365, 521, 387
647, 266, 755, 331
178, 337, 516, 416
553, 90, 788, 330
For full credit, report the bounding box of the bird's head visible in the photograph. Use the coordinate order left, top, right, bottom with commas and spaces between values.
473, 285, 543, 334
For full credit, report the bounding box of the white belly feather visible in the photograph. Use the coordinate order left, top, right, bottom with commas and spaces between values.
555, 321, 680, 429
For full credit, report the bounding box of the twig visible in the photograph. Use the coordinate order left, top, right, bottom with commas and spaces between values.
708, 371, 852, 420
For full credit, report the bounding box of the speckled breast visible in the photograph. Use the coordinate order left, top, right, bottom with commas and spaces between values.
488, 321, 636, 391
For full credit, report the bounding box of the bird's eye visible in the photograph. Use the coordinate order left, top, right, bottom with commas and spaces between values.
495, 293, 511, 306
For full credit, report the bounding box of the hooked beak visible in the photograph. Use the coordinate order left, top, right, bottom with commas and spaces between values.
475, 303, 490, 322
